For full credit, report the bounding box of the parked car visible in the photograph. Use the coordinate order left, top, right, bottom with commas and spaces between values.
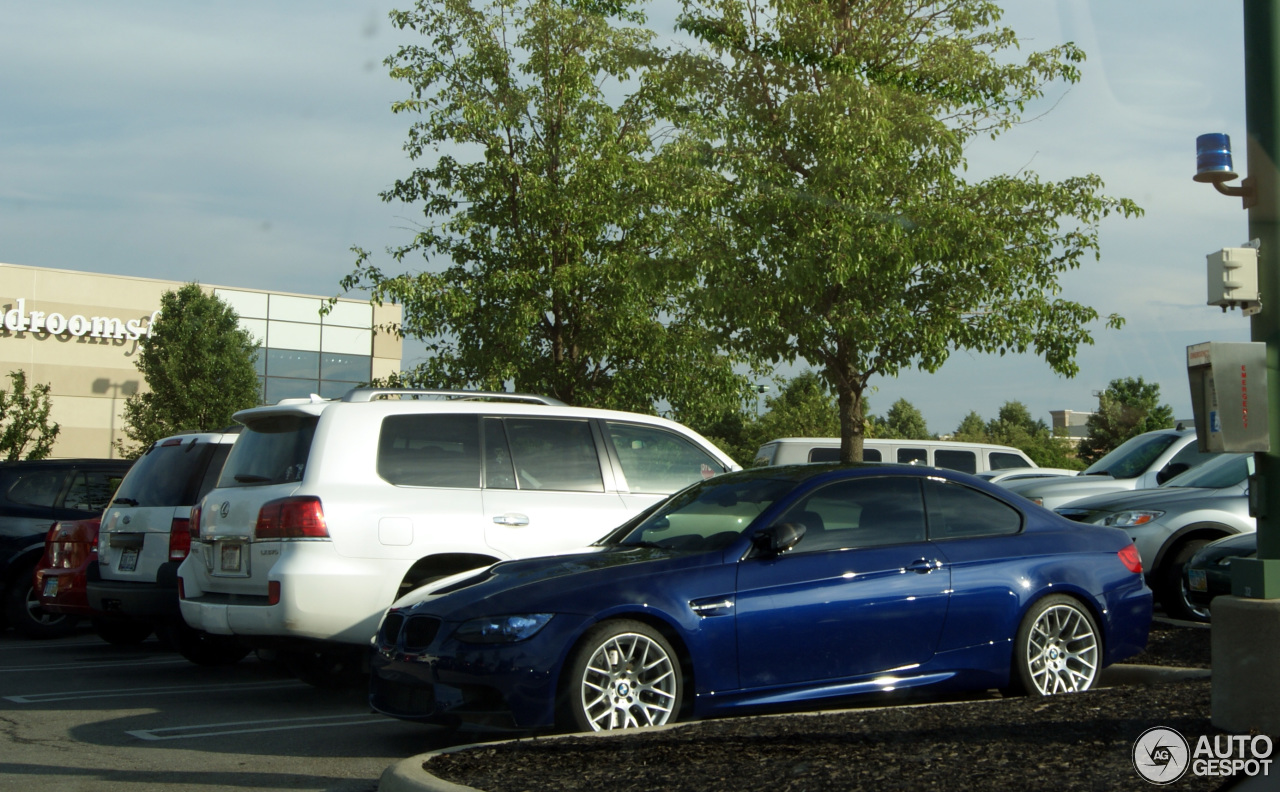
1002, 428, 1212, 511
179, 388, 741, 686
1053, 453, 1252, 621
88, 429, 244, 663
1, 458, 133, 638
1184, 532, 1256, 617
753, 437, 1034, 473
369, 463, 1152, 732
977, 468, 1080, 485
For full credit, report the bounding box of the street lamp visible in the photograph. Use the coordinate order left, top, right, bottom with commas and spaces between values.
753, 384, 770, 417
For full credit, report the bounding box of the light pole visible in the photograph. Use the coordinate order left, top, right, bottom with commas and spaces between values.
753, 385, 770, 417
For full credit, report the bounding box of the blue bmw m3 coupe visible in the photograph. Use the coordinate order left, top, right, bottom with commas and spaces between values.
370, 464, 1152, 732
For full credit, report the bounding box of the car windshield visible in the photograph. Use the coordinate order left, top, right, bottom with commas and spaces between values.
608, 474, 798, 552
1160, 453, 1251, 489
1081, 433, 1180, 479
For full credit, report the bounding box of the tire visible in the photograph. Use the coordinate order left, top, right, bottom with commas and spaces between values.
1012, 595, 1101, 696
560, 620, 682, 732
162, 620, 251, 666
283, 647, 367, 689
1159, 539, 1212, 622
91, 616, 154, 645
4, 560, 80, 639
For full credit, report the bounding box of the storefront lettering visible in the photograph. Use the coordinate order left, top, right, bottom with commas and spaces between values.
2, 299, 159, 341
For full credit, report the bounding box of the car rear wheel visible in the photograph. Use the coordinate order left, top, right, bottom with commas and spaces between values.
1159, 539, 1212, 622
5, 560, 80, 639
1012, 595, 1100, 696
91, 616, 154, 645
561, 620, 681, 732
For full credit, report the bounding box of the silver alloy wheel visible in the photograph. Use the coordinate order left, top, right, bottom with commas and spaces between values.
1025, 603, 1100, 694
578, 631, 678, 731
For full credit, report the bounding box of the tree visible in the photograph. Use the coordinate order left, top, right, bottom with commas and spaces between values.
671, 0, 1141, 462
0, 370, 59, 461
1078, 377, 1175, 465
697, 370, 840, 465
117, 284, 260, 457
952, 411, 988, 443
341, 0, 748, 423
985, 400, 1082, 469
877, 398, 931, 440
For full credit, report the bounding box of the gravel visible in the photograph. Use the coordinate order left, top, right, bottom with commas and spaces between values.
425, 621, 1253, 792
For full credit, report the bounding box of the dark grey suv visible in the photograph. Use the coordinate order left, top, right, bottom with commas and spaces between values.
0, 458, 133, 638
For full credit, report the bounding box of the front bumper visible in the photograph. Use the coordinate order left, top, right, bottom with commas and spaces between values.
369, 612, 592, 730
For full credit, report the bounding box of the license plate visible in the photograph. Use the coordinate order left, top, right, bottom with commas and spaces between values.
42, 576, 59, 597
118, 547, 139, 573
1188, 568, 1208, 593
220, 543, 242, 574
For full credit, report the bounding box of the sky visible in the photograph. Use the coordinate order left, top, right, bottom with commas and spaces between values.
0, 1, 1253, 434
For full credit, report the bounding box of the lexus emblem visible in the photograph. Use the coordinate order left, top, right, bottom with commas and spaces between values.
219, 501, 230, 518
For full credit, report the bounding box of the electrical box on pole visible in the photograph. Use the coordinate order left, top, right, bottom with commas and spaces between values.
1187, 341, 1271, 453
1207, 245, 1262, 315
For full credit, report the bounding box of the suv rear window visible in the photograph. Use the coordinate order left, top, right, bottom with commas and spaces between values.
219, 415, 318, 487
113, 440, 216, 506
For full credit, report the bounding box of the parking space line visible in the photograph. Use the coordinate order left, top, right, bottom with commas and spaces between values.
126, 713, 390, 741
0, 657, 187, 675
6, 679, 306, 704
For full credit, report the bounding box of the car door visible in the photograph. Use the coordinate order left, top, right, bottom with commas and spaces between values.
735, 475, 951, 689
481, 417, 630, 558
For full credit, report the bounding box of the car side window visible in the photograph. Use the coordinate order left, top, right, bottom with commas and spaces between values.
924, 479, 1022, 539
606, 422, 725, 493
897, 448, 927, 465
989, 451, 1030, 470
778, 476, 926, 554
482, 418, 516, 490
934, 449, 977, 474
377, 414, 481, 488
197, 444, 233, 501
7, 470, 65, 508
504, 418, 604, 492
62, 470, 124, 512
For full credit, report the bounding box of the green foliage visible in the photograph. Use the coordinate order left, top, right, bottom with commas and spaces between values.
117, 284, 260, 458
696, 370, 840, 464
876, 398, 932, 440
670, 0, 1141, 462
1078, 377, 1175, 465
343, 0, 749, 423
983, 400, 1083, 469
0, 370, 60, 461
952, 411, 988, 443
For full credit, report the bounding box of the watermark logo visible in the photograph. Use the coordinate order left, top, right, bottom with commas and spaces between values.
1133, 727, 1190, 785
1133, 728, 1274, 784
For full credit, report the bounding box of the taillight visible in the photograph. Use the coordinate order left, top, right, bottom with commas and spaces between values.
268, 580, 281, 605
169, 517, 192, 561
190, 504, 202, 541
1118, 543, 1143, 574
254, 497, 328, 539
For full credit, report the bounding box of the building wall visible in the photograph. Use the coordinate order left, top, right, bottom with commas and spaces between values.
0, 263, 401, 459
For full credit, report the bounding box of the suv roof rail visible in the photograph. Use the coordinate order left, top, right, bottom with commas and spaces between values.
341, 388, 567, 406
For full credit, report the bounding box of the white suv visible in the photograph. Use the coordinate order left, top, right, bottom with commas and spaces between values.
178, 389, 739, 685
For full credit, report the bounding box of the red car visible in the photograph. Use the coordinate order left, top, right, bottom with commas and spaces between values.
34, 518, 151, 644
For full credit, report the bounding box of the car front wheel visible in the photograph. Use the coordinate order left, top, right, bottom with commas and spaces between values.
561, 620, 681, 732
1013, 595, 1101, 696
5, 561, 80, 639
1160, 539, 1212, 622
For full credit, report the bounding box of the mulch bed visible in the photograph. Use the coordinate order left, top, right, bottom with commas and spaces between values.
427, 622, 1249, 792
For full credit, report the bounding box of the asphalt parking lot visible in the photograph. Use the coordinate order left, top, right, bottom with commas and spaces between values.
0, 625, 475, 792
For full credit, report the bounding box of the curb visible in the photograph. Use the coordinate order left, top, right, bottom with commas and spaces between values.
376, 664, 1212, 792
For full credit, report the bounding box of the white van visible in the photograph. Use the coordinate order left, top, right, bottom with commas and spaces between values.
753, 437, 1035, 474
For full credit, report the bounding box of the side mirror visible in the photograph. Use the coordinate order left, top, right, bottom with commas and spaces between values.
752, 522, 806, 556
1157, 462, 1191, 485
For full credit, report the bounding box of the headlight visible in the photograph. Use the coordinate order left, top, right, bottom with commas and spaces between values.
1096, 510, 1164, 528
455, 613, 554, 643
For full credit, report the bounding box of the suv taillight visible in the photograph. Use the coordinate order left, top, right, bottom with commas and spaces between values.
190, 504, 202, 541
169, 517, 192, 561
254, 497, 328, 539
1118, 543, 1143, 574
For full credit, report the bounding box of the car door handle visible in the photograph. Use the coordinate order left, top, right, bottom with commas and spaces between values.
906, 558, 943, 574
492, 514, 530, 526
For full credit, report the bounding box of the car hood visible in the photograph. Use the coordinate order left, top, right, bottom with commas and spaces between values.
394, 544, 727, 621
1004, 475, 1133, 501
1055, 485, 1242, 517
